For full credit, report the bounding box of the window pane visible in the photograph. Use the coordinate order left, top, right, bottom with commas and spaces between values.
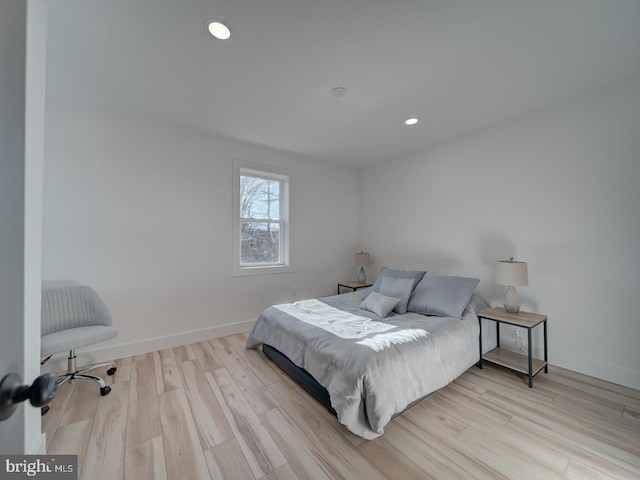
240, 175, 280, 220
241, 221, 281, 264
233, 161, 290, 276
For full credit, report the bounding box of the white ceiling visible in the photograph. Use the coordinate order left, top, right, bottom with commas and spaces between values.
46, 0, 640, 167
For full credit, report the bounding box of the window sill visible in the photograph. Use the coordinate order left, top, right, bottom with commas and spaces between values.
233, 264, 294, 277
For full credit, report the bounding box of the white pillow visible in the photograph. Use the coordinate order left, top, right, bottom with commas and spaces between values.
379, 276, 416, 314
360, 292, 401, 318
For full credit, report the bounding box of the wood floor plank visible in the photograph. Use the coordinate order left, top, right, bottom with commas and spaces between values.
552, 393, 640, 440
551, 367, 640, 410
539, 377, 627, 414
451, 375, 488, 395
406, 387, 514, 442
58, 377, 100, 427
623, 406, 640, 422
507, 414, 640, 479
377, 419, 466, 480
47, 418, 93, 476
206, 368, 287, 478
133, 352, 152, 362
203, 438, 255, 480
268, 373, 366, 447
215, 345, 279, 414
43, 381, 75, 448
468, 367, 631, 448
262, 464, 301, 480
127, 357, 161, 446
402, 414, 510, 480
153, 348, 184, 394
124, 436, 167, 480
192, 340, 223, 371
221, 332, 250, 353
239, 347, 285, 387
398, 391, 568, 478
460, 420, 571, 475
390, 415, 513, 480
467, 365, 557, 403
173, 344, 196, 364
159, 389, 211, 480
208, 336, 233, 350
357, 435, 432, 480
563, 458, 619, 480
81, 383, 129, 480
260, 407, 334, 480
400, 392, 469, 437
266, 381, 386, 479
481, 389, 640, 468
180, 359, 234, 449
113, 356, 132, 383
438, 381, 513, 425
456, 425, 566, 480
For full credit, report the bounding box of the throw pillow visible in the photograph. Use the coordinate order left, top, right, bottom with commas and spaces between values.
360, 291, 401, 318
378, 276, 416, 314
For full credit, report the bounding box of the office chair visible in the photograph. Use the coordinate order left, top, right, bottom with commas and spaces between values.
41, 285, 118, 406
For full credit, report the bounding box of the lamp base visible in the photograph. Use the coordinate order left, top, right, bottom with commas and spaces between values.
503, 285, 521, 313
357, 267, 367, 284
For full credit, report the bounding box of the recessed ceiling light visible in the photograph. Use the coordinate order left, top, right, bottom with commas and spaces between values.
330, 87, 348, 98
206, 19, 231, 40
404, 118, 419, 126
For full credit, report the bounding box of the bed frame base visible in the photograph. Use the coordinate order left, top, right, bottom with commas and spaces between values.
262, 344, 432, 423
262, 344, 336, 415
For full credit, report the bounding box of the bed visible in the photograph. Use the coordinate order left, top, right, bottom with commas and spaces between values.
246, 269, 496, 439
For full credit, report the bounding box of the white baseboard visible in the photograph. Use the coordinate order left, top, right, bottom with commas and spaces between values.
549, 349, 640, 391
497, 337, 639, 390
41, 319, 256, 373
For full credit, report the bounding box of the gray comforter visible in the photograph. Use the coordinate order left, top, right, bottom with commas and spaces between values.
246, 291, 491, 439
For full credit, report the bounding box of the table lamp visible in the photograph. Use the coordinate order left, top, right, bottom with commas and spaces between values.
495, 257, 528, 313
355, 252, 370, 284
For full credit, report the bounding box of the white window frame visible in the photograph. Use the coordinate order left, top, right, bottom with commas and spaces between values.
232, 159, 292, 276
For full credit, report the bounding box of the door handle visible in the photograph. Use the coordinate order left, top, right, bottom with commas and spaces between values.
0, 372, 58, 421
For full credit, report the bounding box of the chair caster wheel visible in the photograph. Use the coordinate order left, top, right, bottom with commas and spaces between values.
100, 386, 111, 396
106, 367, 117, 376
41, 406, 50, 416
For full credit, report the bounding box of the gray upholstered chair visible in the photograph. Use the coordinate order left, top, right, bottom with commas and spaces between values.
41, 285, 118, 397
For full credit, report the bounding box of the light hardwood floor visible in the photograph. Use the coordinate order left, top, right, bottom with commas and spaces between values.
43, 332, 640, 480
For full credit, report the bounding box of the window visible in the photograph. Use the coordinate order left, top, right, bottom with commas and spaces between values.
233, 160, 291, 276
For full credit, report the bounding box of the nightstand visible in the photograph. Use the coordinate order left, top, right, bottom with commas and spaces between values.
337, 281, 372, 295
478, 307, 548, 388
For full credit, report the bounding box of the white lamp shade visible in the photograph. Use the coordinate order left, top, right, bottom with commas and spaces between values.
495, 260, 528, 286
355, 252, 370, 268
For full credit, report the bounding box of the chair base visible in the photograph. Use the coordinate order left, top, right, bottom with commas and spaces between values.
54, 349, 117, 394
42, 351, 117, 415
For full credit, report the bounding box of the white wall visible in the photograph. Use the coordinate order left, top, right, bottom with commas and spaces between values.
42, 102, 358, 362
358, 77, 640, 389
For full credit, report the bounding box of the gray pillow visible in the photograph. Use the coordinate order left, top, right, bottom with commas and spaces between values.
407, 276, 480, 318
370, 267, 426, 295
360, 292, 401, 318
378, 276, 416, 314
